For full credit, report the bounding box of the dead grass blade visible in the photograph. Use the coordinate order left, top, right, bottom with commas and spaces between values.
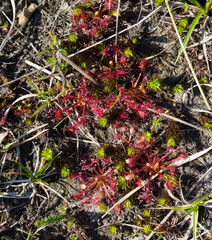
147, 108, 212, 136
115, 0, 121, 46
187, 35, 212, 48
60, 53, 99, 86
0, 63, 56, 88
2, 124, 48, 152
0, 0, 16, 52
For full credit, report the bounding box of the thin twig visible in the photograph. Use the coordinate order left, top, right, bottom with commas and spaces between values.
202, 16, 211, 77
146, 210, 175, 240
186, 35, 212, 48
60, 53, 99, 86
3, 129, 48, 152
0, 63, 56, 88
147, 108, 212, 136
115, 0, 121, 46
0, 0, 16, 52
26, 60, 61, 80
185, 165, 212, 198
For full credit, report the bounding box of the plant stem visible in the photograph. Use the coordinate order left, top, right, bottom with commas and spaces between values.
164, 0, 211, 110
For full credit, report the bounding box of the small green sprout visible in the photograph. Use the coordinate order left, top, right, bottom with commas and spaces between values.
68, 34, 78, 43
115, 161, 125, 172
135, 219, 141, 226
60, 49, 69, 56
173, 84, 183, 94
2, 22, 8, 29
81, 62, 87, 69
67, 220, 73, 228
70, 234, 78, 240
143, 209, 151, 218
203, 122, 212, 130
58, 205, 65, 212
148, 76, 161, 92
41, 147, 55, 161
117, 176, 128, 190
47, 57, 56, 65
111, 10, 118, 16
73, 8, 81, 16
157, 193, 170, 206
143, 224, 151, 236
177, 18, 189, 35
167, 136, 176, 147
108, 225, 118, 235
99, 202, 107, 213
99, 117, 108, 127
123, 199, 132, 208
132, 37, 138, 44
124, 47, 133, 58
200, 77, 208, 83
26, 118, 33, 125
152, 118, 160, 127
61, 165, 70, 178
128, 147, 136, 156
143, 131, 152, 142
95, 145, 115, 158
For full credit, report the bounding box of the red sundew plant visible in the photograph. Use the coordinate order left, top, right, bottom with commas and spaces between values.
118, 87, 155, 120
94, 42, 128, 91
0, 114, 6, 126
125, 145, 187, 202
134, 59, 149, 88
73, 0, 117, 37
73, 157, 118, 208
52, 81, 105, 132
101, 42, 127, 66
114, 126, 136, 146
